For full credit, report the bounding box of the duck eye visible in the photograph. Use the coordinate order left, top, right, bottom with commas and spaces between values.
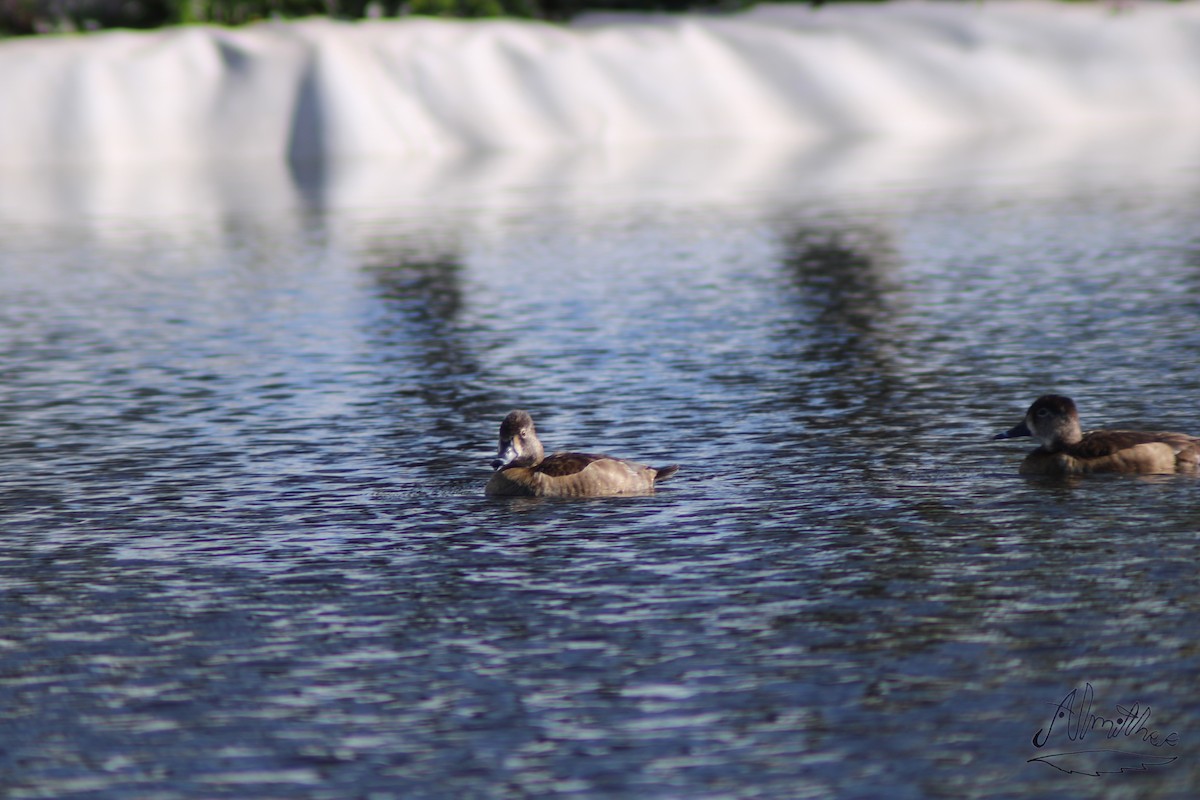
1035, 408, 1050, 418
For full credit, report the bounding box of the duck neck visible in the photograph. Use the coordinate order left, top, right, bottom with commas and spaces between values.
1052, 421, 1084, 450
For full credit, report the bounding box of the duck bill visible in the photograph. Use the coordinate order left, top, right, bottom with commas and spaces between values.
994, 420, 1032, 440
491, 442, 519, 470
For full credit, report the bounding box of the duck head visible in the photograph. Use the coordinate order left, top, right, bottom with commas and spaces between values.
492, 410, 545, 469
994, 395, 1084, 451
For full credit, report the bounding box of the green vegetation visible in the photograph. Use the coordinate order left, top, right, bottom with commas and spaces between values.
0, 0, 1150, 36
0, 0, 812, 36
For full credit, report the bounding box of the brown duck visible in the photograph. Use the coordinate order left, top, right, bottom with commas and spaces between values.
485, 410, 679, 497
994, 395, 1200, 475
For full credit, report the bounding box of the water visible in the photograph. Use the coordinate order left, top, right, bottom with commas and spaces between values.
2, 134, 1200, 798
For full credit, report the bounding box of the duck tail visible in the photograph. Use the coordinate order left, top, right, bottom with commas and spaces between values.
653, 465, 680, 482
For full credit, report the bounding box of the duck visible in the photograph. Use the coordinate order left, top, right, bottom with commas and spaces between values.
485, 410, 679, 497
994, 395, 1200, 475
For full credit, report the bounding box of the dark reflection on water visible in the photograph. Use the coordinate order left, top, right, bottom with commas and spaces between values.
363, 250, 503, 480
3, 139, 1200, 798
776, 224, 915, 468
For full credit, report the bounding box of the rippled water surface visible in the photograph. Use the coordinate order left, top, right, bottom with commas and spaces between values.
3, 135, 1200, 798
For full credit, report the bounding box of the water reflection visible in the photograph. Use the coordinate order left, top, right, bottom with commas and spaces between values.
363, 248, 501, 481
778, 223, 904, 417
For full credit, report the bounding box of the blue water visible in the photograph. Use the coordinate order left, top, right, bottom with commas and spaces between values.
2, 136, 1199, 798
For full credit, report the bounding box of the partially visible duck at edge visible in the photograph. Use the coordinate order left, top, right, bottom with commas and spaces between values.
485, 410, 679, 497
994, 394, 1200, 476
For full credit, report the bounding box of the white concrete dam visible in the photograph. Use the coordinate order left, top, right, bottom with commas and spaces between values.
3, 2, 1200, 166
